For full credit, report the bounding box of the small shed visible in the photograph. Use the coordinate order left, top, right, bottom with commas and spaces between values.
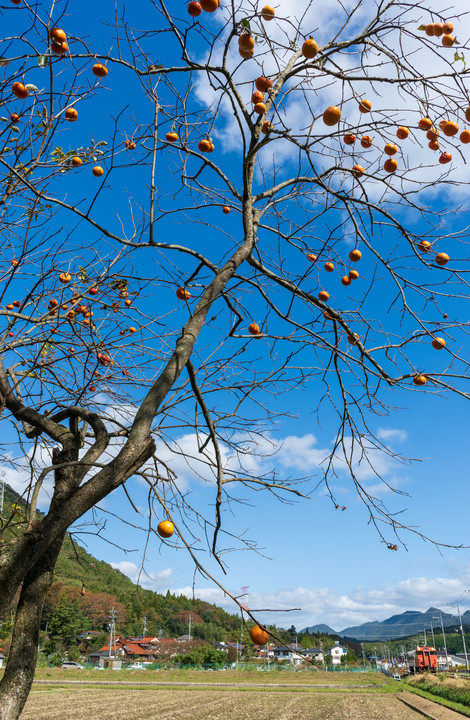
89, 651, 122, 669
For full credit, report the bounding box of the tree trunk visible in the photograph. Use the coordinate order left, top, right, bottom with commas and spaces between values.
0, 536, 64, 720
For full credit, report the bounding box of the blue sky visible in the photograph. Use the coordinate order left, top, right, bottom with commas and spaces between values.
86, 396, 470, 632
1, 0, 470, 634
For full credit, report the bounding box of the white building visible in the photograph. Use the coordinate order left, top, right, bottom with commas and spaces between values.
329, 641, 347, 665
272, 644, 304, 665
271, 644, 324, 665
303, 647, 324, 663
436, 651, 470, 668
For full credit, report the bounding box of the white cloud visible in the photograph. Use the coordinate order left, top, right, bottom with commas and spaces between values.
377, 428, 408, 444
0, 425, 410, 518
275, 433, 330, 472
146, 428, 410, 503
1, 445, 57, 511
190, 0, 470, 206
175, 568, 470, 631
110, 560, 173, 591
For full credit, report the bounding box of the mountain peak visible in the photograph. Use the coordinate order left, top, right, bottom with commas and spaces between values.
335, 607, 470, 641
302, 623, 336, 635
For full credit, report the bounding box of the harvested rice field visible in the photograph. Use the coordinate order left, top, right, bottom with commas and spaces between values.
22, 687, 422, 720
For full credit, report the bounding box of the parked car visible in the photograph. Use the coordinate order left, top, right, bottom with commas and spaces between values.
62, 661, 85, 670
127, 662, 147, 670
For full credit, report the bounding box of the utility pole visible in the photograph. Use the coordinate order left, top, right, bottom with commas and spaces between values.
456, 604, 469, 670
109, 608, 117, 658
423, 626, 427, 646
0, 472, 4, 516
237, 587, 249, 672
361, 643, 366, 667
434, 614, 449, 669
237, 613, 243, 670
404, 650, 408, 671
430, 621, 435, 649
143, 614, 147, 637
188, 613, 192, 641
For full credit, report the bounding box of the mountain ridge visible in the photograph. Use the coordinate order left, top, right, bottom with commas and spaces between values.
302, 623, 336, 635
303, 606, 470, 641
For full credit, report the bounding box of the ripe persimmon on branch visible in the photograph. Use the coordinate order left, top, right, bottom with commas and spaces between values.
0, 0, 470, 715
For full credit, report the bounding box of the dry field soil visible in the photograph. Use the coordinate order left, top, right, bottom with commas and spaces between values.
23, 687, 422, 720
18, 670, 439, 720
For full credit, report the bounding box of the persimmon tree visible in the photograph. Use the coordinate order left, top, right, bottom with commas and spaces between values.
1, 0, 470, 715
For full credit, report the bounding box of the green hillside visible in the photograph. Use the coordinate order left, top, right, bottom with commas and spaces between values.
51, 532, 243, 639
1, 483, 368, 665
0, 482, 243, 641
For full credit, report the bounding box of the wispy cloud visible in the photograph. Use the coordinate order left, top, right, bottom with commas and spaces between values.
0, 424, 411, 514
110, 560, 173, 591
377, 428, 408, 444
174, 567, 470, 631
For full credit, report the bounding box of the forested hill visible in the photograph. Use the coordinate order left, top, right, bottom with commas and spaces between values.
52, 533, 244, 639
1, 482, 242, 640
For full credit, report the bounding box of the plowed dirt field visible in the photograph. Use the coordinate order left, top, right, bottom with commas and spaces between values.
22, 687, 422, 720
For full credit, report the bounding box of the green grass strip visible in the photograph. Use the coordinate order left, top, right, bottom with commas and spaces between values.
31, 681, 397, 695
405, 685, 470, 717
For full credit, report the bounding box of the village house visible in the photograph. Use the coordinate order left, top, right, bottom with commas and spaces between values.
77, 630, 104, 641
254, 644, 273, 659
302, 647, 324, 663
175, 634, 193, 642
270, 644, 324, 665
89, 636, 185, 666
329, 641, 347, 665
213, 641, 245, 653
89, 636, 159, 666
271, 643, 304, 665
436, 651, 470, 668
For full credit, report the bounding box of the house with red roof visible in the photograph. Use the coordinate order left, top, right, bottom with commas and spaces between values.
89, 636, 158, 665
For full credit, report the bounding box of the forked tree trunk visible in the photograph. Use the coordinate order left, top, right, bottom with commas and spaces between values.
0, 536, 64, 720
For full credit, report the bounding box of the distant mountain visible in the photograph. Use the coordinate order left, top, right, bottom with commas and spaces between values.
302, 623, 336, 635
301, 607, 470, 642
339, 607, 470, 641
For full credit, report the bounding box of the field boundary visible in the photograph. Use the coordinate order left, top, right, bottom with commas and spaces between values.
32, 679, 381, 689
399, 690, 470, 719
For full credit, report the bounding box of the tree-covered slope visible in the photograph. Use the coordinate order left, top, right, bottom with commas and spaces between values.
1, 482, 242, 640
